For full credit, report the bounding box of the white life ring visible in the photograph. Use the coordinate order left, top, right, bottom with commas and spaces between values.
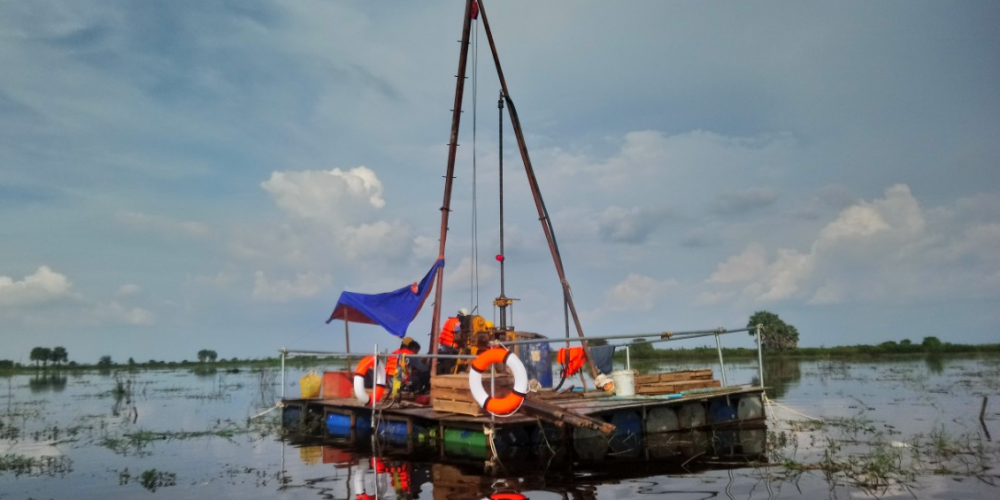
468, 347, 529, 416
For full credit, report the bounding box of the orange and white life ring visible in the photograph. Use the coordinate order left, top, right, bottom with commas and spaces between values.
468, 347, 529, 416
353, 356, 387, 406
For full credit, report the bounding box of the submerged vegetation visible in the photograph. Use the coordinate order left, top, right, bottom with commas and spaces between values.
767, 410, 999, 494
0, 453, 73, 478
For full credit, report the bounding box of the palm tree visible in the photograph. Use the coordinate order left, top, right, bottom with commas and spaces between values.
51, 346, 68, 367
30, 347, 53, 368
30, 347, 46, 368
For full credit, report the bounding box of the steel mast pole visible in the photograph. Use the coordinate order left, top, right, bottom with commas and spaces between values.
430, 0, 475, 377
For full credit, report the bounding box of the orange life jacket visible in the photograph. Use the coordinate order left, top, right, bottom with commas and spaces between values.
439, 317, 460, 347
557, 347, 586, 376
385, 347, 416, 376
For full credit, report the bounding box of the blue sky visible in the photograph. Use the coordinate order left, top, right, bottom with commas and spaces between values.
2, 0, 998, 364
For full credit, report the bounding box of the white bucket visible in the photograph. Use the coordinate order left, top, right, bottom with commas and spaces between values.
611, 370, 635, 397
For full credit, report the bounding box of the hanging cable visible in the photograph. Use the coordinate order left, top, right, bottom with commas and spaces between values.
470, 12, 481, 313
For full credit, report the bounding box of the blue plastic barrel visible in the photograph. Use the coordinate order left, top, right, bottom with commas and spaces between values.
354, 414, 373, 438
608, 411, 643, 458
573, 426, 609, 461
524, 342, 553, 388
709, 399, 738, 423
282, 406, 302, 430
529, 423, 562, 448
326, 413, 353, 438
377, 420, 410, 445
713, 430, 738, 454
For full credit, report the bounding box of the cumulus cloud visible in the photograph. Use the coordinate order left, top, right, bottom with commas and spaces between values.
704, 184, 1000, 306
222, 165, 416, 300
597, 205, 663, 244
116, 211, 212, 238
545, 130, 796, 195
603, 273, 678, 312
710, 187, 778, 216
443, 257, 498, 291
92, 301, 155, 326
252, 270, 331, 302
116, 284, 142, 297
261, 166, 385, 224
337, 220, 412, 261
0, 267, 156, 327
707, 244, 768, 284
0, 266, 73, 308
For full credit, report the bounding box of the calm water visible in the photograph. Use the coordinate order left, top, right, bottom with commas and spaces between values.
1, 357, 997, 499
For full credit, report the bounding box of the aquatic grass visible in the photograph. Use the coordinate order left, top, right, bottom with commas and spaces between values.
0, 454, 72, 477
116, 467, 177, 491
140, 468, 176, 491
766, 408, 1000, 495
97, 417, 278, 456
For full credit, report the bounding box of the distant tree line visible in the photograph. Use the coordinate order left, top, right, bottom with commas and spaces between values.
610, 311, 1000, 361
29, 346, 69, 368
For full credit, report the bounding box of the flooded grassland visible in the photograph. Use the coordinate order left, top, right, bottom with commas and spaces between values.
1, 356, 998, 499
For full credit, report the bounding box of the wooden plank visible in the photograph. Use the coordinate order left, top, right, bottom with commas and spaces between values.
636, 369, 713, 385
520, 397, 616, 434
430, 387, 474, 401
431, 373, 512, 390
432, 398, 484, 416
635, 379, 721, 395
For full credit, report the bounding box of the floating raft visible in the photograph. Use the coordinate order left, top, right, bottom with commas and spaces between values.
282, 369, 766, 464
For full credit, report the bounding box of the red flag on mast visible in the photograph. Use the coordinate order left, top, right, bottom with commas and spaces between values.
471, 1, 479, 20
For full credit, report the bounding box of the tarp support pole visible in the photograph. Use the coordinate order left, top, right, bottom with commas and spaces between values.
715, 332, 729, 386
280, 348, 286, 399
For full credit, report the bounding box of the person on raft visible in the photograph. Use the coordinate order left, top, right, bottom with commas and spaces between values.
386, 336, 430, 394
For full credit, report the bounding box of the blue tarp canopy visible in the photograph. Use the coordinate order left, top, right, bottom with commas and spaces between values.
326, 259, 443, 338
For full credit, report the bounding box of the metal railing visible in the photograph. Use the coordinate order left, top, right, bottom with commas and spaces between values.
277, 324, 766, 398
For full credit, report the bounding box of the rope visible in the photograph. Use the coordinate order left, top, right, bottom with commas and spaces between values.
534, 420, 556, 455
249, 401, 284, 420
484, 423, 500, 470
469, 11, 480, 312
764, 394, 823, 422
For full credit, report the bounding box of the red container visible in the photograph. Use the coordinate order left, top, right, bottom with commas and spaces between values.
322, 371, 353, 398
322, 446, 353, 465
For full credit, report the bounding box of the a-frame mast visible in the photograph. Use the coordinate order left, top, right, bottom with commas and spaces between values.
431, 0, 598, 380
475, 0, 598, 379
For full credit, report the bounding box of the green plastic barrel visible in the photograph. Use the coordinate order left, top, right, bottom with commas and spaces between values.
443, 428, 487, 459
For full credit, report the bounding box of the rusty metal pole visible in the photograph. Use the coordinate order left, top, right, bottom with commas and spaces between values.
430, 0, 475, 377
477, 0, 599, 380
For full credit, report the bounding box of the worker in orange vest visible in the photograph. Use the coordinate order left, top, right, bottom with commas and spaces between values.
386, 337, 429, 393
436, 308, 468, 374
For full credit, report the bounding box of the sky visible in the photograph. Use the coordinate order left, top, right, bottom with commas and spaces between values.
2, 0, 998, 365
